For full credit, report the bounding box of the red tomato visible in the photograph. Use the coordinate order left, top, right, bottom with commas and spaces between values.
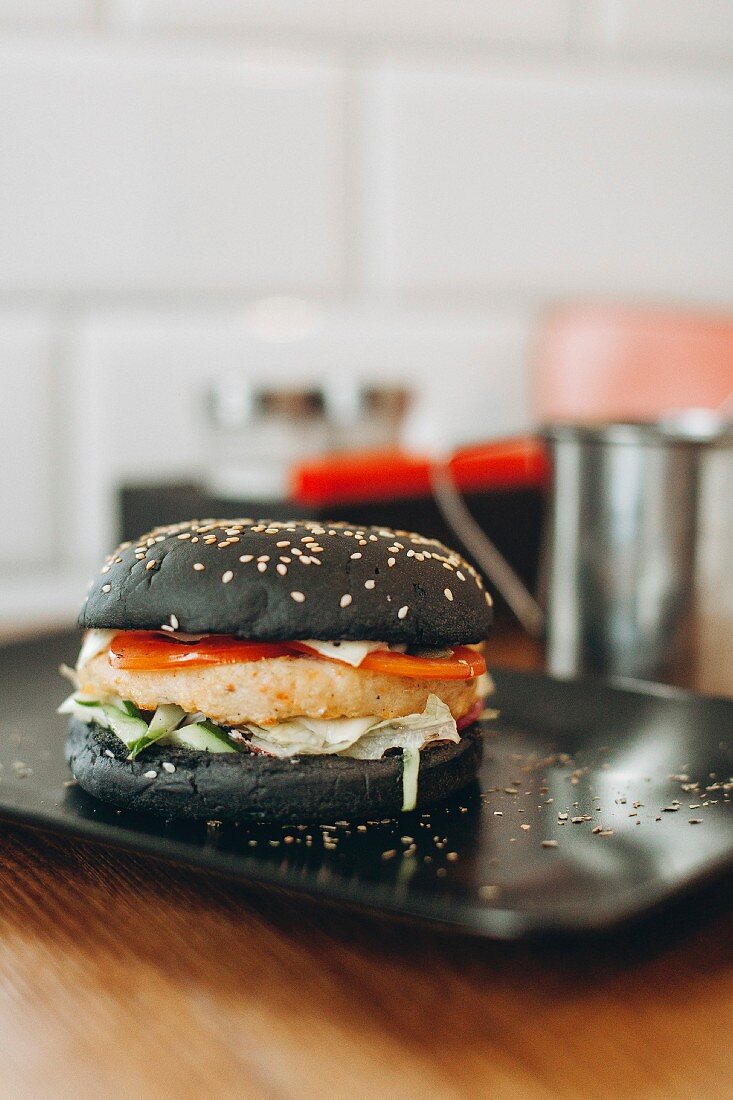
108, 632, 293, 670
108, 632, 486, 680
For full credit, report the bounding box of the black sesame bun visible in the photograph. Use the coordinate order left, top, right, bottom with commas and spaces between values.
80, 519, 492, 646
65, 718, 483, 823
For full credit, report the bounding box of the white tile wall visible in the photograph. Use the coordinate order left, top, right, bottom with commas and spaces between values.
0, 41, 345, 295
0, 0, 95, 26
583, 0, 733, 60
0, 314, 55, 566
368, 62, 733, 302
112, 0, 573, 48
71, 306, 532, 561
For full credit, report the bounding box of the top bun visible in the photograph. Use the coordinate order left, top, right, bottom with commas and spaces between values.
79, 519, 493, 645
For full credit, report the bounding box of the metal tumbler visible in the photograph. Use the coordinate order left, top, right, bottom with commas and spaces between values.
541, 420, 732, 686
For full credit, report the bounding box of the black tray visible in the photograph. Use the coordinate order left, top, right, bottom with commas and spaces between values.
1, 630, 731, 939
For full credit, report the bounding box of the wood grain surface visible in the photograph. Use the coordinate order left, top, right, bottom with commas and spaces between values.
0, 627, 731, 1100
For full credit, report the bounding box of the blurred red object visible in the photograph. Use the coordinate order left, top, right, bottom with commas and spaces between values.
534, 305, 733, 423
292, 437, 549, 507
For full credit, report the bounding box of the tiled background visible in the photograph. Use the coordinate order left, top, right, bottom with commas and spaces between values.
1, 1, 732, 631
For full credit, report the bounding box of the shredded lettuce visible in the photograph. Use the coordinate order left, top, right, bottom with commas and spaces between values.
246, 715, 377, 758
75, 629, 116, 670
339, 695, 459, 760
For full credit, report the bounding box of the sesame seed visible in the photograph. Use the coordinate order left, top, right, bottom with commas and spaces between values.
257, 562, 267, 572
143, 770, 157, 780
387, 557, 396, 567
239, 555, 253, 563
276, 541, 290, 548
193, 563, 205, 571
101, 583, 111, 593
364, 579, 376, 589
145, 560, 157, 571
257, 555, 270, 562
407, 549, 415, 557
350, 553, 362, 560
222, 570, 234, 584
340, 594, 353, 608
290, 591, 305, 603
456, 570, 465, 581
291, 548, 302, 556
170, 614, 179, 630
276, 564, 287, 575
160, 624, 174, 633
162, 762, 176, 773
485, 592, 492, 606
398, 605, 409, 619
444, 588, 454, 601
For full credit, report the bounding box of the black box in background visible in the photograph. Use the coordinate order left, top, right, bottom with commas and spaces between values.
119, 482, 544, 620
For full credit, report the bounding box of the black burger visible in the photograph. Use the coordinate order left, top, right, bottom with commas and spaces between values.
61, 519, 493, 822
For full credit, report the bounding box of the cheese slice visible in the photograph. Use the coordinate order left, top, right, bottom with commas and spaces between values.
298, 639, 389, 667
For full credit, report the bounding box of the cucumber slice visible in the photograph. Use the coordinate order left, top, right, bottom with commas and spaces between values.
120, 699, 145, 720
126, 703, 186, 761
168, 720, 239, 753
96, 704, 148, 748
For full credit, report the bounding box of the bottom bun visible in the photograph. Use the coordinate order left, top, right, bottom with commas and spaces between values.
65, 718, 483, 823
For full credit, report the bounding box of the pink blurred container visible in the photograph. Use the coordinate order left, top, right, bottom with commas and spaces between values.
534, 305, 733, 423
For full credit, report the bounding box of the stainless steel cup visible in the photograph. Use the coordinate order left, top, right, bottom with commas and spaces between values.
542, 420, 732, 686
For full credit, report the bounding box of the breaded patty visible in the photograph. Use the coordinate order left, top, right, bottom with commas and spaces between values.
79, 652, 479, 727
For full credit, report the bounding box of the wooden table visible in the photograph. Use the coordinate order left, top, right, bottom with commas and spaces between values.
0, 627, 731, 1099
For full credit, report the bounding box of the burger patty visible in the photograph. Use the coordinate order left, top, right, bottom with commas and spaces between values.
79, 652, 480, 727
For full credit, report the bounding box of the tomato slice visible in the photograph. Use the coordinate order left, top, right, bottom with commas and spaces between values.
108, 632, 486, 680
108, 632, 293, 670
360, 645, 485, 681
293, 642, 485, 681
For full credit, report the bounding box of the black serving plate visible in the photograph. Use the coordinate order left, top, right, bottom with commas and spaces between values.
1, 630, 731, 939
